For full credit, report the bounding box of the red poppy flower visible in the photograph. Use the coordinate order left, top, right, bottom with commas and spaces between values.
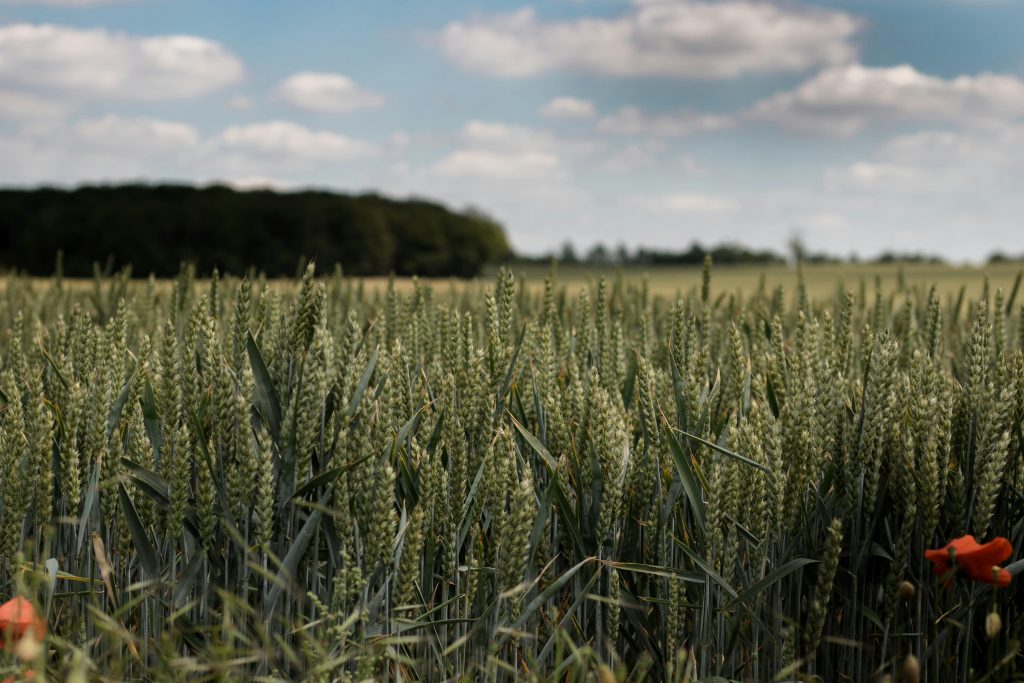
0, 597, 46, 648
924, 535, 1013, 587
2, 672, 36, 683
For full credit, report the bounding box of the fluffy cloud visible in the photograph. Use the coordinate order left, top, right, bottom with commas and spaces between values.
205, 121, 378, 172
274, 72, 384, 114
0, 114, 200, 183
876, 127, 1024, 169
540, 96, 596, 120
438, 1, 859, 79
637, 193, 739, 214
603, 63, 1024, 140
70, 114, 200, 152
0, 116, 377, 185
749, 64, 1024, 136
425, 120, 590, 181
458, 120, 598, 154
599, 140, 665, 173
825, 124, 1024, 194
0, 23, 244, 101
597, 106, 734, 137
430, 149, 565, 180
0, 89, 70, 122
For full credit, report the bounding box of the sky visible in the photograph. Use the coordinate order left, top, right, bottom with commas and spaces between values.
1, 0, 1023, 261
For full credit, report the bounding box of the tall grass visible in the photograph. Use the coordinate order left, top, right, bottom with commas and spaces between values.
0, 260, 1021, 681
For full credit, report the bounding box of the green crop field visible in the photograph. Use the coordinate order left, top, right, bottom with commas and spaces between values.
359, 260, 1024, 302
0, 259, 1021, 681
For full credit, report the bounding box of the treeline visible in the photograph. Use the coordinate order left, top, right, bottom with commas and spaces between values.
0, 185, 510, 277
518, 240, 956, 267
518, 241, 785, 267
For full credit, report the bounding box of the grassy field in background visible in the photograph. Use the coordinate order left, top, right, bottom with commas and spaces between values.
9, 260, 1023, 302
356, 260, 1024, 301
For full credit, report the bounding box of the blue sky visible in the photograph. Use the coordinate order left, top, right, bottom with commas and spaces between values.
1, 0, 1023, 261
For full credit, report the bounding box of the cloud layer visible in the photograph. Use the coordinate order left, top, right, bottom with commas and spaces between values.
438, 1, 860, 79
595, 64, 1024, 139
0, 23, 244, 100
540, 96, 595, 120
750, 64, 1024, 136
274, 72, 384, 114
597, 106, 734, 137
0, 116, 378, 185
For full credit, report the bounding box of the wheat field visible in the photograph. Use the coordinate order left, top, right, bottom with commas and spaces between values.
0, 259, 1021, 681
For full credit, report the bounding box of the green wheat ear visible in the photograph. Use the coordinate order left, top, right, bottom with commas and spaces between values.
0, 259, 1020, 681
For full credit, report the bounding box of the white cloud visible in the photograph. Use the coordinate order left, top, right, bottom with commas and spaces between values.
597, 105, 734, 137
390, 131, 412, 148
421, 119, 605, 182
205, 121, 378, 172
875, 126, 1024, 169
675, 155, 705, 175
70, 114, 200, 152
749, 64, 1024, 136
461, 120, 545, 148
0, 89, 70, 122
0, 114, 200, 183
825, 124, 1024, 194
274, 71, 383, 114
0, 116, 376, 185
387, 119, 594, 239
600, 140, 664, 173
430, 149, 565, 180
458, 119, 602, 157
540, 96, 596, 120
228, 95, 253, 110
638, 192, 739, 214
824, 162, 931, 193
0, 24, 244, 101
438, 1, 859, 79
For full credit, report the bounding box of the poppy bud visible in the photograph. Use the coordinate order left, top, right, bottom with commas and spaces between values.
14, 632, 42, 662
986, 611, 1002, 639
903, 654, 920, 683
898, 581, 915, 600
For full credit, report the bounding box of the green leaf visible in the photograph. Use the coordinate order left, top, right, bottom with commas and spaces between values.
510, 415, 558, 473
142, 378, 162, 466
602, 561, 703, 583
172, 550, 205, 608
512, 557, 594, 631
493, 324, 525, 422
346, 347, 378, 419
290, 454, 371, 501
723, 558, 817, 612
673, 426, 773, 475
535, 563, 602, 663
247, 331, 282, 440
674, 539, 738, 599
76, 460, 101, 554
121, 458, 170, 505
265, 493, 327, 620
119, 484, 159, 578
106, 363, 137, 440
664, 427, 707, 535
38, 343, 70, 390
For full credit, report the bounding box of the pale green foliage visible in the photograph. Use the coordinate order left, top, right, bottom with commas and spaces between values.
0, 262, 1021, 682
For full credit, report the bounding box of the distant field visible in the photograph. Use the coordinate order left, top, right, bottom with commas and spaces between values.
10, 260, 1024, 306
357, 260, 1024, 302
